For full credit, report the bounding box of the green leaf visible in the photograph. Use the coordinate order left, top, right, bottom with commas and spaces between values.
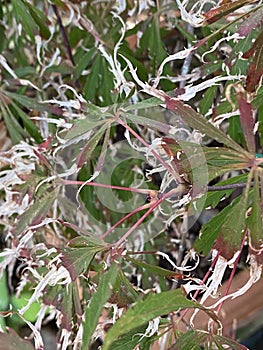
100, 58, 115, 105
126, 256, 177, 279
5, 92, 47, 112
165, 98, 248, 154
140, 18, 167, 68
0, 268, 8, 311
202, 146, 250, 181
110, 270, 139, 307
118, 49, 148, 83
247, 170, 263, 251
172, 330, 248, 350
195, 174, 252, 257
81, 263, 119, 349
75, 48, 96, 80
61, 236, 107, 280
64, 118, 106, 140
1, 104, 24, 144
102, 289, 218, 350
172, 330, 205, 350
252, 85, 263, 108
124, 97, 162, 111
10, 292, 42, 323
76, 123, 109, 168
160, 138, 250, 186
23, 1, 51, 39
199, 85, 218, 116
228, 115, 246, 147
195, 195, 242, 255
15, 187, 58, 235
0, 258, 9, 330
125, 110, 171, 134
213, 174, 252, 259
106, 324, 155, 350
11, 0, 38, 41
11, 102, 43, 143
84, 54, 102, 102
204, 173, 248, 208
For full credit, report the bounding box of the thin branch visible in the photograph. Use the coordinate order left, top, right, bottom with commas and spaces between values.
61, 179, 151, 195
101, 201, 154, 240
114, 185, 186, 247
215, 230, 248, 316
207, 182, 254, 192
52, 4, 80, 88
117, 116, 183, 183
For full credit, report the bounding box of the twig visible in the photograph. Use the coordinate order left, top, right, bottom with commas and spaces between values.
52, 4, 80, 88
216, 230, 248, 316
207, 182, 254, 192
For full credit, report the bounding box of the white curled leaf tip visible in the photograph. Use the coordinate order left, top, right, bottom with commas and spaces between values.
20, 316, 44, 349
0, 54, 17, 78
42, 98, 81, 109
60, 328, 72, 350
205, 257, 262, 310
19, 265, 71, 315
35, 35, 43, 66
31, 116, 73, 129
40, 48, 61, 76
58, 84, 86, 103
176, 75, 245, 102
98, 13, 135, 97
156, 251, 199, 272
175, 0, 205, 27
202, 33, 243, 62
135, 317, 160, 341
124, 129, 147, 153
120, 54, 167, 100
154, 47, 195, 88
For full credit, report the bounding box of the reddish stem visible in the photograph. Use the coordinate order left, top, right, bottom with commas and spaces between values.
116, 117, 182, 183
113, 186, 183, 247
216, 230, 248, 316
101, 201, 153, 239
61, 179, 151, 195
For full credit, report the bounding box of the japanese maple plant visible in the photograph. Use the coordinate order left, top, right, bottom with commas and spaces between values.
0, 1, 263, 349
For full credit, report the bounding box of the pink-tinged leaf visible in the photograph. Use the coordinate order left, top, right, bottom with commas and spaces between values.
202, 0, 250, 24
243, 30, 263, 92
61, 236, 107, 281
238, 8, 263, 36
161, 137, 251, 186
76, 126, 106, 168
15, 187, 58, 235
164, 97, 247, 154
237, 90, 256, 153
43, 284, 73, 331
0, 329, 34, 350
195, 196, 241, 255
